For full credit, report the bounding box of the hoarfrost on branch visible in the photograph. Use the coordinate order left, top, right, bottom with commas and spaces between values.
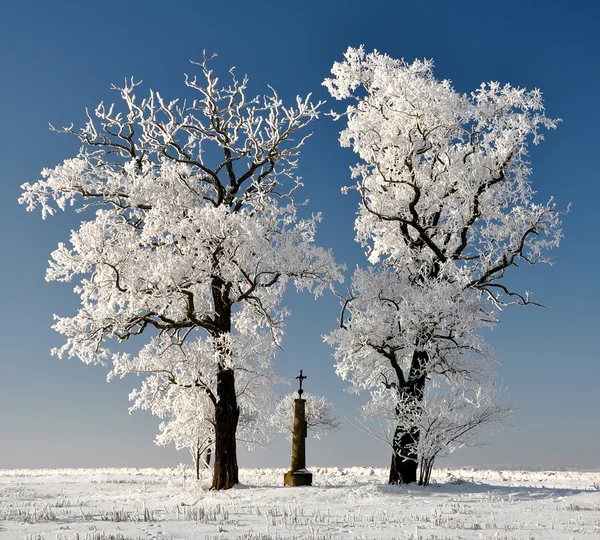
270, 392, 341, 441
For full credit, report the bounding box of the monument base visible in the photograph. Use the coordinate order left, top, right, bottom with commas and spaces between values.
283, 468, 313, 487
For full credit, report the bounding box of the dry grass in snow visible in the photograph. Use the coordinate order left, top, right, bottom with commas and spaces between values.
1, 466, 600, 539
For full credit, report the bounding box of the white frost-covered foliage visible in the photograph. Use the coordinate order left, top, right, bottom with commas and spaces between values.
125, 339, 274, 455
270, 392, 340, 441
152, 384, 215, 473
360, 382, 514, 485
330, 266, 494, 390
20, 56, 343, 486
324, 46, 562, 289
324, 47, 562, 484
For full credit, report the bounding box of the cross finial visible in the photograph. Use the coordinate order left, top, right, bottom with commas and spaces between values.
296, 369, 307, 398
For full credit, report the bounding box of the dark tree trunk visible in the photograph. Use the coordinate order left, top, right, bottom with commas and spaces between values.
208, 274, 240, 490
211, 367, 240, 490
205, 439, 212, 467
387, 349, 428, 485
194, 447, 200, 480
418, 457, 434, 486
389, 426, 419, 484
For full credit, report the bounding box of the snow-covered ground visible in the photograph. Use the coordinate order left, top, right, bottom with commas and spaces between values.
1, 466, 600, 539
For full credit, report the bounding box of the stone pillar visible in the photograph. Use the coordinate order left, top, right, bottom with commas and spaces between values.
283, 398, 313, 486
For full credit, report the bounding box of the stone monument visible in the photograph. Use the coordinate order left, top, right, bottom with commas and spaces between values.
283, 370, 313, 486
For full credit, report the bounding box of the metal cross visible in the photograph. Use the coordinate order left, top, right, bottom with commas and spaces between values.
296, 369, 307, 398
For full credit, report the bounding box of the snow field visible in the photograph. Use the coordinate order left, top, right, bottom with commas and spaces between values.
1, 467, 600, 539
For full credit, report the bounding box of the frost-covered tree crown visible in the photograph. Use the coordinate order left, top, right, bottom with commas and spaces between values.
20, 54, 343, 364
324, 46, 562, 292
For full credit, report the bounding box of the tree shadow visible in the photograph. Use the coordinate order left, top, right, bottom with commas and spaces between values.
376, 479, 595, 501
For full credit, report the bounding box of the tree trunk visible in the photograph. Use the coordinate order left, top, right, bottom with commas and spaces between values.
389, 425, 419, 484
204, 439, 212, 467
209, 273, 239, 490
211, 367, 240, 490
418, 457, 434, 486
388, 349, 428, 485
194, 447, 200, 480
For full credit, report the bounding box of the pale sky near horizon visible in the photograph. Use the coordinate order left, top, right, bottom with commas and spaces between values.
1, 0, 598, 471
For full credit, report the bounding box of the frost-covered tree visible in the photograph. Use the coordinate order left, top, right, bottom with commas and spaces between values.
359, 382, 514, 485
20, 55, 343, 490
324, 47, 563, 484
127, 340, 275, 480
270, 392, 340, 440
151, 385, 215, 481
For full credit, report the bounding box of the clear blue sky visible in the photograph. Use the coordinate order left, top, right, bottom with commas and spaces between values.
1, 0, 598, 471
